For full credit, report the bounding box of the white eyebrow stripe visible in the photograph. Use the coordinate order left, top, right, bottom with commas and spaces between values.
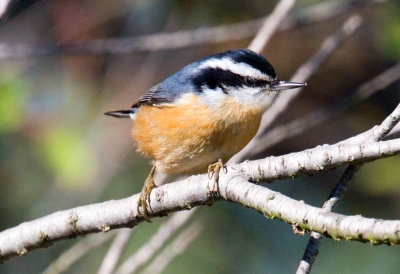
198, 58, 271, 80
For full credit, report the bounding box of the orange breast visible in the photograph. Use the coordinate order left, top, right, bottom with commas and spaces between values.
132, 94, 264, 174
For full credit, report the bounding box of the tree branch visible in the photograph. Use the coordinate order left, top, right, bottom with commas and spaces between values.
236, 138, 399, 183
1, 135, 400, 262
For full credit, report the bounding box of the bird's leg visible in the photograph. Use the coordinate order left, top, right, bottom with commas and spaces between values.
137, 165, 157, 222
208, 159, 226, 193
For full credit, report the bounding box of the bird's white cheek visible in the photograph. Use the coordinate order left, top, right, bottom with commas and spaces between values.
198, 87, 226, 108
230, 87, 276, 109
196, 86, 276, 110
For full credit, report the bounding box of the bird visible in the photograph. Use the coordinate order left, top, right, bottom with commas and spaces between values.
105, 48, 306, 220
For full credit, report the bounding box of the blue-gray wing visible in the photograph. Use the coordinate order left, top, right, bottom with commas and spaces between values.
131, 84, 178, 108
105, 84, 178, 118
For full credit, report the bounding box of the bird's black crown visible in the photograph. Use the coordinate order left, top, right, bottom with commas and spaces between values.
191, 49, 276, 92
207, 49, 276, 78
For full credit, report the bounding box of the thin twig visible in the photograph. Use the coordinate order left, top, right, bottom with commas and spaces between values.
42, 231, 116, 274
140, 222, 203, 274
97, 229, 133, 274
384, 123, 400, 140
232, 14, 363, 163
0, 0, 11, 19
115, 210, 197, 274
296, 164, 361, 274
372, 104, 400, 140
297, 103, 400, 274
248, 0, 297, 53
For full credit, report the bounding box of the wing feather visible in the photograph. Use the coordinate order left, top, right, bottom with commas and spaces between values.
131, 84, 177, 108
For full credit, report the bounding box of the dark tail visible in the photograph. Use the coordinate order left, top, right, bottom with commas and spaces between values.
104, 109, 134, 118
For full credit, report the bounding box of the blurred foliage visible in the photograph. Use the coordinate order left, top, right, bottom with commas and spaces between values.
379, 2, 400, 60
358, 157, 400, 195
39, 126, 98, 189
0, 76, 27, 132
1, 0, 400, 273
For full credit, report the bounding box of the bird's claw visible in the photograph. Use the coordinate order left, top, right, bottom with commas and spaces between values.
208, 159, 226, 193
137, 166, 157, 222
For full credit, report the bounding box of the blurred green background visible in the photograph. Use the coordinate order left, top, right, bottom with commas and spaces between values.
1, 0, 400, 273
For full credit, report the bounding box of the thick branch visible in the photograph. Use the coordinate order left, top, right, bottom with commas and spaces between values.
0, 138, 399, 262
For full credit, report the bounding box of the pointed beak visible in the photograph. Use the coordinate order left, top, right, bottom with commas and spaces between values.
104, 109, 134, 118
270, 80, 307, 91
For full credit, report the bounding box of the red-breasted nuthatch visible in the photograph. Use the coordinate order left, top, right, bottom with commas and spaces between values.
105, 49, 306, 219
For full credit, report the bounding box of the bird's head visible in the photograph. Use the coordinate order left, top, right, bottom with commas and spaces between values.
170, 48, 306, 110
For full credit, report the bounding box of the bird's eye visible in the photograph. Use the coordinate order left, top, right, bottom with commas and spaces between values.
245, 76, 256, 86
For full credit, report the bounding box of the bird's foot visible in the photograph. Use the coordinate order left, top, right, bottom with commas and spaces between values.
208, 159, 226, 193
137, 165, 157, 222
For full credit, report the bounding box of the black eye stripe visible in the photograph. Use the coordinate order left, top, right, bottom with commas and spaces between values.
245, 76, 270, 87
192, 67, 269, 92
